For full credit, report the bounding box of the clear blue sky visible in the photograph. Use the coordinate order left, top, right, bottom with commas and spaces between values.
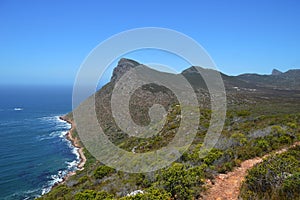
1, 0, 300, 86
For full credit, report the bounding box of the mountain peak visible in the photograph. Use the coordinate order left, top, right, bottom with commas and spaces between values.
271, 69, 283, 76
110, 58, 140, 82
118, 58, 140, 66
181, 66, 201, 74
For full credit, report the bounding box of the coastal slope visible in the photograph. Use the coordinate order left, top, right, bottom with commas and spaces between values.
40, 58, 300, 200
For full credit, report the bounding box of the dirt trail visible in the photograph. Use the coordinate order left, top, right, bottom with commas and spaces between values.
201, 141, 300, 200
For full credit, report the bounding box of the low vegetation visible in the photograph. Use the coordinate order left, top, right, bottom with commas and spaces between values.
38, 104, 300, 200
38, 62, 300, 200
240, 146, 300, 200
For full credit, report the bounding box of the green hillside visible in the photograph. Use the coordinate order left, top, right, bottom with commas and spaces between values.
39, 59, 300, 200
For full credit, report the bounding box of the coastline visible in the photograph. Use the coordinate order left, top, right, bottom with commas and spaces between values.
54, 116, 87, 185
59, 116, 87, 170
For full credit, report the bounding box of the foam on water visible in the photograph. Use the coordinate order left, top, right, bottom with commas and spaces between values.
41, 170, 67, 195
0, 85, 73, 200
38, 116, 80, 197
4, 188, 41, 200
15, 114, 79, 197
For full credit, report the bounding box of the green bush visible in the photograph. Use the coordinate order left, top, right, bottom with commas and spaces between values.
271, 125, 285, 136
256, 139, 270, 151
156, 163, 204, 199
120, 187, 170, 200
286, 122, 297, 129
75, 190, 114, 200
75, 190, 97, 200
202, 148, 223, 165
236, 110, 251, 117
231, 132, 247, 146
280, 172, 300, 199
217, 161, 235, 173
93, 165, 115, 179
78, 175, 89, 184
96, 191, 114, 200
278, 134, 292, 144
43, 185, 71, 199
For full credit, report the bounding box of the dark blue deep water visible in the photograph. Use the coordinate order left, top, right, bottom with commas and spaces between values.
0, 86, 79, 200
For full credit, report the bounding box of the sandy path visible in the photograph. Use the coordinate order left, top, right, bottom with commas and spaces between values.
201, 141, 300, 200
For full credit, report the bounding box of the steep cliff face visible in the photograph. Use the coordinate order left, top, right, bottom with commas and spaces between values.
110, 58, 140, 82
93, 59, 179, 144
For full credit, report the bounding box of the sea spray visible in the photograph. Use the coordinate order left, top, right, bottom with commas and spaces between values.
40, 116, 80, 196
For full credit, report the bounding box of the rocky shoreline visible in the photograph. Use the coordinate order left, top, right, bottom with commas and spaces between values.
59, 116, 86, 170
50, 116, 87, 188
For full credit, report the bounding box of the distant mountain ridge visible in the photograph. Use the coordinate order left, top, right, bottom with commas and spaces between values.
89, 59, 300, 137
110, 59, 299, 91
71, 58, 300, 144
237, 68, 300, 90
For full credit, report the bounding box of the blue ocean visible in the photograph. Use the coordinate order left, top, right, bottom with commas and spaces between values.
0, 86, 79, 200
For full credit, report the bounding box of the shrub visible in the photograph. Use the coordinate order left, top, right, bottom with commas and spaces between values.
156, 163, 204, 199
120, 187, 170, 200
93, 165, 115, 179
96, 191, 114, 200
78, 175, 89, 184
202, 148, 223, 165
45, 185, 71, 199
217, 161, 235, 173
75, 190, 97, 200
280, 172, 300, 199
236, 110, 251, 117
286, 122, 297, 129
231, 132, 247, 146
256, 139, 270, 151
278, 134, 292, 144
271, 125, 285, 136
75, 190, 113, 200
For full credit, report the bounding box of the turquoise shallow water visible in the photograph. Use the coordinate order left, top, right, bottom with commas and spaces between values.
0, 86, 78, 199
